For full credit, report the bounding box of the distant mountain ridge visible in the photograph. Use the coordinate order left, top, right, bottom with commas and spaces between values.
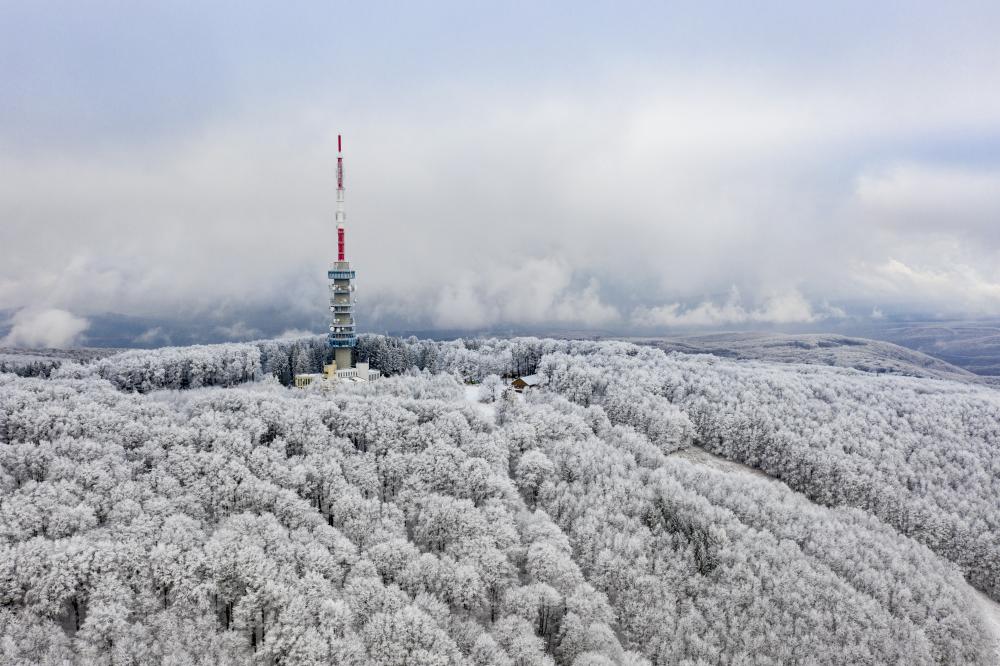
856, 321, 1000, 376
632, 332, 982, 383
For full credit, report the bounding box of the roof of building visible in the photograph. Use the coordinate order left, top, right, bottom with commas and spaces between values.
517, 374, 541, 386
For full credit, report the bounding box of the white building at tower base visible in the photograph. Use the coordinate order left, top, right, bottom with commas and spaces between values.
293, 362, 381, 388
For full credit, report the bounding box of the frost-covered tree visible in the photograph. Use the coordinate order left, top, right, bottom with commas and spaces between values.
0, 334, 995, 664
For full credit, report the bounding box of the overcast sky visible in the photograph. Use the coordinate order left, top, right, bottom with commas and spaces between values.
3, 1, 1000, 347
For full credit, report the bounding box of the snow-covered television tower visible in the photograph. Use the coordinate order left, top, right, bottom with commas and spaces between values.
327, 134, 356, 369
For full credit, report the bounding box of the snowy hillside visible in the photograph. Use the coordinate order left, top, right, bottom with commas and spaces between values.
865, 321, 1000, 377
0, 335, 997, 664
0, 347, 121, 379
634, 332, 980, 382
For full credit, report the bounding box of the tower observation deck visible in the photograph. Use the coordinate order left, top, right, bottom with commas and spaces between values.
328, 134, 356, 370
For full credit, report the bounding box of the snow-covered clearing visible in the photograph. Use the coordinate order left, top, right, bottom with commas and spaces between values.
670, 444, 1000, 659
463, 384, 496, 420
971, 587, 1000, 659
670, 445, 781, 486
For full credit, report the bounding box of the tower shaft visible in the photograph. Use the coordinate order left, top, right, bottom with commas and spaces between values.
328, 134, 356, 370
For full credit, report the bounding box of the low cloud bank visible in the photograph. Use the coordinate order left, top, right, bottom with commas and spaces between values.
632, 288, 843, 328
1, 308, 89, 348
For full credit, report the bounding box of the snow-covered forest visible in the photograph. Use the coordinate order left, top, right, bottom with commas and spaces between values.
1, 335, 998, 664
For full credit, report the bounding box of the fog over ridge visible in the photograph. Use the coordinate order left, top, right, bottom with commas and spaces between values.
2, 2, 1000, 346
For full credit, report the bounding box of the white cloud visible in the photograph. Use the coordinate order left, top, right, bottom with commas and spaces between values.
133, 327, 169, 346
2, 308, 89, 348
853, 258, 1000, 314
431, 258, 618, 330
213, 321, 262, 341
856, 163, 1000, 240
632, 288, 834, 328
434, 279, 495, 330
278, 328, 318, 340
3, 47, 1000, 333
551, 278, 618, 326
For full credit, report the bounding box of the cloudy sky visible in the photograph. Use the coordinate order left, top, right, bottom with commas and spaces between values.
3, 1, 1000, 347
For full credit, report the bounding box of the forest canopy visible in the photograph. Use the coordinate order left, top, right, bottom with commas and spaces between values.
0, 335, 996, 664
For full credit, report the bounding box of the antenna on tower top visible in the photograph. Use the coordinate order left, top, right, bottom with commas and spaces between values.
336, 133, 347, 259
336, 136, 344, 191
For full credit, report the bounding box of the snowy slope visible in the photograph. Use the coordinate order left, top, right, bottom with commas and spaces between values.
670, 444, 1000, 661
633, 332, 980, 382
863, 321, 1000, 376
2, 334, 997, 664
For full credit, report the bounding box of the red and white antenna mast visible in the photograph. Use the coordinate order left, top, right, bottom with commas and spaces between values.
336, 134, 346, 261
327, 133, 357, 371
